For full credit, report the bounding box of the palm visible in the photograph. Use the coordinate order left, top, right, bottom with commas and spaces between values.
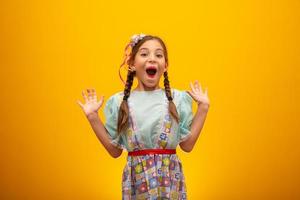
187, 80, 210, 106
77, 88, 104, 117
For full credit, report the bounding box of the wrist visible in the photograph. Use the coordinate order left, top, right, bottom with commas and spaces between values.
197, 102, 210, 111
86, 112, 99, 121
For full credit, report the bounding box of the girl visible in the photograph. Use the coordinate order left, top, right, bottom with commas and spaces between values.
77, 34, 210, 199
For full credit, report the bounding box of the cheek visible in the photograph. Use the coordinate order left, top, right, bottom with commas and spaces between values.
135, 69, 146, 78
160, 62, 167, 71
160, 59, 166, 66
134, 56, 146, 63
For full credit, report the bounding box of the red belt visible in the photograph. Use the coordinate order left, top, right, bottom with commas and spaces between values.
128, 149, 176, 156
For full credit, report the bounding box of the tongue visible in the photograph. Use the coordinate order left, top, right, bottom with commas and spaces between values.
147, 73, 155, 78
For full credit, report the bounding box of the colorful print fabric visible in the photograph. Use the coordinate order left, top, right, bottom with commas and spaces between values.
122, 154, 187, 199
104, 89, 193, 199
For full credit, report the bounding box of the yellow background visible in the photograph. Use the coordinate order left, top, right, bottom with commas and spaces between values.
1, 0, 299, 199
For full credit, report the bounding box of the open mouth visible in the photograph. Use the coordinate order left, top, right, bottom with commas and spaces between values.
146, 67, 157, 78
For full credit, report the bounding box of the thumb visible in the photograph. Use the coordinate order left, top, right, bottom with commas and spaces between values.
98, 96, 104, 105
76, 100, 84, 109
186, 90, 193, 97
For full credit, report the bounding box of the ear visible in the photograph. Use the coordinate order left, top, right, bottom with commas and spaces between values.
129, 66, 136, 72
163, 63, 168, 72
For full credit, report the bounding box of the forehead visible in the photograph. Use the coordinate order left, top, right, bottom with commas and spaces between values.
138, 39, 164, 51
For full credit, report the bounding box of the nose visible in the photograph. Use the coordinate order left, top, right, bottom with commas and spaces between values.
147, 53, 157, 63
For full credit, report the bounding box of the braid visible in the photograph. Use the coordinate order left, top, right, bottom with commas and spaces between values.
163, 71, 180, 123
123, 70, 135, 101
117, 70, 135, 134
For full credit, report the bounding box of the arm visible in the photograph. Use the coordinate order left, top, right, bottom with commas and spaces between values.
179, 103, 209, 152
179, 80, 210, 152
86, 112, 123, 158
77, 88, 122, 158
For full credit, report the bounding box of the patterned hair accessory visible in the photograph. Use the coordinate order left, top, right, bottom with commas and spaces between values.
119, 33, 147, 85
130, 33, 147, 48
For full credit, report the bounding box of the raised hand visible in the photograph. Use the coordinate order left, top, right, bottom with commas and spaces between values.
187, 80, 210, 108
77, 88, 104, 117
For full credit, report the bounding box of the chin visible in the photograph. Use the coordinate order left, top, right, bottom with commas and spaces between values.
145, 84, 157, 88
143, 81, 159, 88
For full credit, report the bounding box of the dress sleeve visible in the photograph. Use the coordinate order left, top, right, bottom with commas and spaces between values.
103, 94, 124, 150
178, 91, 194, 142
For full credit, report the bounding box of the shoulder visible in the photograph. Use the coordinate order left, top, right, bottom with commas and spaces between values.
105, 91, 124, 107
171, 88, 193, 105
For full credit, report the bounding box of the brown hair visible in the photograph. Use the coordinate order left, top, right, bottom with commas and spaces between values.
117, 35, 179, 134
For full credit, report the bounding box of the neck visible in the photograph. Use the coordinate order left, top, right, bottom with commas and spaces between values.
134, 82, 161, 91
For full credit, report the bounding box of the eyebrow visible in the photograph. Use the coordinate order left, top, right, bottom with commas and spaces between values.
139, 48, 164, 52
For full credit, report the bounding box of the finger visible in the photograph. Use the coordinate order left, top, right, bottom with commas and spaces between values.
196, 81, 203, 94
77, 100, 83, 108
91, 88, 96, 95
91, 88, 97, 101
87, 88, 91, 95
98, 95, 104, 105
194, 80, 199, 89
199, 83, 203, 93
204, 87, 208, 95
190, 82, 197, 94
186, 90, 195, 99
194, 80, 199, 92
192, 81, 198, 93
82, 90, 88, 102
87, 89, 93, 100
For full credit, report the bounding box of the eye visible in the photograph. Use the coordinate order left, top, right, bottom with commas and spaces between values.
140, 53, 147, 57
156, 54, 163, 58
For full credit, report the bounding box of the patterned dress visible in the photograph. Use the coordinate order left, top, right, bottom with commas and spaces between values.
104, 88, 193, 200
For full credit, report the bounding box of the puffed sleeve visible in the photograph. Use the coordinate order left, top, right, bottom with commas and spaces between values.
178, 91, 194, 142
103, 94, 124, 149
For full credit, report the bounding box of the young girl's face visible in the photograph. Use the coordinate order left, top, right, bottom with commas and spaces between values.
132, 39, 167, 90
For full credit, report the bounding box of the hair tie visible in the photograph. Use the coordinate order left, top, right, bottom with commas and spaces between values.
167, 96, 173, 101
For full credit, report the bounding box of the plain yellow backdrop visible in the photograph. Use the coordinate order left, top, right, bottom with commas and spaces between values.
0, 0, 299, 199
